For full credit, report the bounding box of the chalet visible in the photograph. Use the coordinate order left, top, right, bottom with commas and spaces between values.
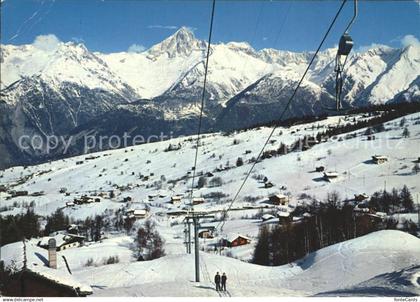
125, 209, 135, 219
12, 190, 29, 197
1, 268, 92, 297
354, 193, 369, 202
222, 234, 251, 247
269, 194, 288, 206
123, 196, 132, 202
171, 195, 182, 204
374, 212, 387, 219
323, 171, 339, 180
74, 195, 94, 205
261, 214, 275, 221
264, 182, 274, 188
133, 209, 148, 219
1, 240, 92, 297
277, 210, 292, 224
353, 203, 371, 213
372, 155, 388, 164
38, 233, 84, 251
31, 191, 45, 196
192, 197, 205, 205
148, 194, 158, 200
198, 230, 214, 239
65, 201, 75, 207
303, 212, 312, 218
205, 172, 214, 177
67, 224, 79, 234
315, 166, 325, 172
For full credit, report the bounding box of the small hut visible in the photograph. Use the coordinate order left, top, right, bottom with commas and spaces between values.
222, 235, 251, 247
323, 171, 339, 180
354, 193, 369, 202
264, 182, 274, 188
277, 211, 292, 224
192, 197, 205, 205
269, 194, 288, 206
372, 155, 388, 164
171, 195, 182, 204
198, 230, 214, 239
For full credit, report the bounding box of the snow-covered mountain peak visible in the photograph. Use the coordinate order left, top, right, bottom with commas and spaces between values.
147, 26, 206, 58
226, 41, 253, 51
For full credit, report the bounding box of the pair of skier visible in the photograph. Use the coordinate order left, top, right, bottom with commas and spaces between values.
214, 272, 227, 292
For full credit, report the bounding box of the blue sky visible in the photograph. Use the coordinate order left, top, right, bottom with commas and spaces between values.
1, 0, 419, 53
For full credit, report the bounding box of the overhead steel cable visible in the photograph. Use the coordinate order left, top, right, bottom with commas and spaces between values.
189, 0, 216, 205
217, 0, 349, 231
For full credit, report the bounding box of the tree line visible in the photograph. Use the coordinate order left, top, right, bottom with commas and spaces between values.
252, 187, 419, 266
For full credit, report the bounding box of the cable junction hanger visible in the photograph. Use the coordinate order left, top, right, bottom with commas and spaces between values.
332, 0, 358, 112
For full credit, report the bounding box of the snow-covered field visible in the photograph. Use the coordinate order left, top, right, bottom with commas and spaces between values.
1, 113, 419, 220
2, 230, 419, 296
1, 112, 420, 296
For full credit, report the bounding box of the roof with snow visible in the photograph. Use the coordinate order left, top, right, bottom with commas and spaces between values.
372, 155, 388, 160
226, 234, 251, 243
278, 211, 291, 217
38, 233, 84, 248
261, 214, 275, 220
133, 209, 147, 216
270, 194, 287, 199
324, 171, 339, 178
1, 240, 92, 295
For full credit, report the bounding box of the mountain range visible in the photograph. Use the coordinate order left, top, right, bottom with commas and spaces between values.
1, 27, 419, 168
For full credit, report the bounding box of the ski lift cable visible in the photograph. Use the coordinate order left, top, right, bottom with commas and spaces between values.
216, 0, 350, 232
189, 0, 217, 205
333, 0, 358, 111
344, 0, 358, 34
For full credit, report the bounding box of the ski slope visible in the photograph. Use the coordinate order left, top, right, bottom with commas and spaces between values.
3, 230, 417, 296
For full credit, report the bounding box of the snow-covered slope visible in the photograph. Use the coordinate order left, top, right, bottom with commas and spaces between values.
1, 27, 419, 168
3, 230, 418, 296
2, 27, 418, 105
1, 240, 92, 294
1, 113, 419, 221
1, 42, 135, 103
97, 27, 207, 99
1, 113, 419, 297
319, 265, 420, 297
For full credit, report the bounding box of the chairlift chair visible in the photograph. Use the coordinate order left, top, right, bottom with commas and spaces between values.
324, 0, 358, 113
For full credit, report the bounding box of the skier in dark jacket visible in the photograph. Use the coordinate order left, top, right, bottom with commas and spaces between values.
214, 272, 221, 291
221, 272, 227, 291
